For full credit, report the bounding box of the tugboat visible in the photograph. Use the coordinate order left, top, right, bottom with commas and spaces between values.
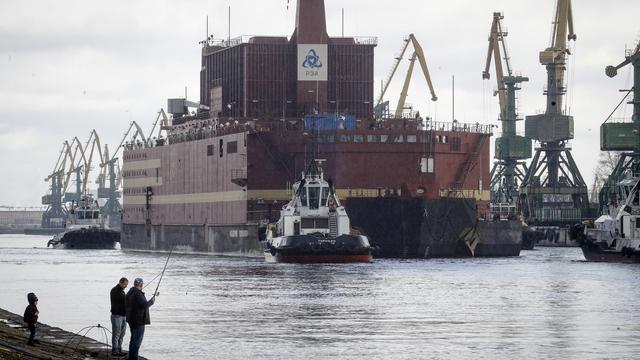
47, 195, 120, 249
575, 179, 640, 263
262, 159, 373, 263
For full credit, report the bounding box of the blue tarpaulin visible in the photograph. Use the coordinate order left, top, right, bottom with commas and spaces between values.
304, 114, 356, 130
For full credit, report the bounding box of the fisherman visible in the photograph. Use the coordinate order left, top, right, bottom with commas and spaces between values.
23, 292, 39, 346
110, 277, 129, 357
125, 278, 158, 360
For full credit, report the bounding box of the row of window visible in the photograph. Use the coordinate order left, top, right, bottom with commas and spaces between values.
123, 187, 148, 195
207, 140, 239, 157
317, 134, 455, 144
123, 170, 148, 178
124, 152, 148, 161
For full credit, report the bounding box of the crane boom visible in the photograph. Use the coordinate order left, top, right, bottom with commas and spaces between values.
377, 34, 437, 118
482, 12, 512, 119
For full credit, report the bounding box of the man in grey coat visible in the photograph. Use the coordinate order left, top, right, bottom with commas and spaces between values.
125, 278, 158, 360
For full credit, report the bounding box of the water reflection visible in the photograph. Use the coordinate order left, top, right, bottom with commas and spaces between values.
1, 236, 640, 359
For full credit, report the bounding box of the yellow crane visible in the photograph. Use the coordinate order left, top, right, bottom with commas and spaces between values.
375, 34, 437, 118
482, 12, 512, 119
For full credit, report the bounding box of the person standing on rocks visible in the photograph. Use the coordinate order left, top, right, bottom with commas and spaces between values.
23, 292, 39, 346
110, 277, 128, 356
125, 278, 158, 360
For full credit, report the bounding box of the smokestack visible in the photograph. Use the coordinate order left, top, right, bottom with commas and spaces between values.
293, 0, 328, 44
292, 0, 329, 115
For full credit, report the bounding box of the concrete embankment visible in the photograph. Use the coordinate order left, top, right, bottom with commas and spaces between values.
0, 308, 146, 359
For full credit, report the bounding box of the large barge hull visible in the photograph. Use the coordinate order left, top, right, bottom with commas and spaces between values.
346, 197, 522, 258
121, 223, 262, 256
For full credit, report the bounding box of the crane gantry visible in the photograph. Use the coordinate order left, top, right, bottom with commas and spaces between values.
375, 34, 437, 119
519, 0, 591, 227
483, 12, 531, 213
597, 40, 640, 211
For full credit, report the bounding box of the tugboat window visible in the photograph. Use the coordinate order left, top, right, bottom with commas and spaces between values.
308, 187, 320, 209
300, 187, 308, 206
321, 187, 330, 205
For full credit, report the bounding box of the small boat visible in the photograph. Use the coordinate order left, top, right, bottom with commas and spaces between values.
47, 197, 120, 249
262, 159, 373, 263
574, 179, 640, 263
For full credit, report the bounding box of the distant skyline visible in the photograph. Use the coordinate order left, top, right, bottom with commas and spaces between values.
0, 0, 638, 206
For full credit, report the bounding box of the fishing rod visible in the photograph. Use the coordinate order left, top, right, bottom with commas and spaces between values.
152, 245, 175, 297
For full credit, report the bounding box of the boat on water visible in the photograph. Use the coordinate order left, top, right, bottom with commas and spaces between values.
263, 159, 372, 263
120, 0, 500, 257
574, 178, 640, 263
47, 198, 119, 249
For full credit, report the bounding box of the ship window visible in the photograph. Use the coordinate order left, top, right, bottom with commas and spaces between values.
301, 218, 329, 229
394, 135, 404, 143
451, 137, 461, 151
420, 135, 431, 143
407, 135, 417, 143
308, 187, 320, 209
326, 135, 335, 143
300, 187, 308, 206
340, 135, 351, 142
322, 187, 330, 205
227, 141, 238, 154
207, 144, 214, 156
219, 139, 224, 157
353, 135, 364, 143
367, 135, 378, 143
93, 211, 100, 219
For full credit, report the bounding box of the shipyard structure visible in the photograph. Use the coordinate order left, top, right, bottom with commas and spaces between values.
121, 0, 504, 257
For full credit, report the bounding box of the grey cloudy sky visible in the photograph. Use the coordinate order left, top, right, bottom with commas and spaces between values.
0, 0, 638, 206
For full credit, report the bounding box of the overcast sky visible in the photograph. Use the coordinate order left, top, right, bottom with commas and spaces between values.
0, 0, 638, 206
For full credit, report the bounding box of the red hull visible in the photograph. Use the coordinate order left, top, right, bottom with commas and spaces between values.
272, 254, 373, 263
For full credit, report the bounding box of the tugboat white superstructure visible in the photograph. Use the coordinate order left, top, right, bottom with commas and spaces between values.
47, 195, 120, 249
263, 159, 373, 263
577, 179, 640, 263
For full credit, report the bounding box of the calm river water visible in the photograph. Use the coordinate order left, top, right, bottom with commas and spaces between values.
1, 234, 639, 359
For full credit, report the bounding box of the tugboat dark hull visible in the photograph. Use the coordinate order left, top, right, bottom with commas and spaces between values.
580, 241, 640, 263
264, 234, 373, 263
48, 228, 120, 249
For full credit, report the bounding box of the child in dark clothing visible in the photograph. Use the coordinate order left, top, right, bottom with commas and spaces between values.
23, 292, 39, 346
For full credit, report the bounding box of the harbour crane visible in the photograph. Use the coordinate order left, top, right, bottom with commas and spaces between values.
483, 12, 532, 214
374, 34, 437, 118
519, 0, 591, 227
598, 40, 640, 211
97, 115, 163, 229
41, 137, 86, 228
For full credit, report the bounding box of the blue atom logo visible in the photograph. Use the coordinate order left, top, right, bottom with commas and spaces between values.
302, 49, 323, 69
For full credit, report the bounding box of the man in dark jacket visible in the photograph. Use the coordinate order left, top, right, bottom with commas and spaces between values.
110, 277, 128, 356
23, 292, 39, 346
125, 278, 157, 360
